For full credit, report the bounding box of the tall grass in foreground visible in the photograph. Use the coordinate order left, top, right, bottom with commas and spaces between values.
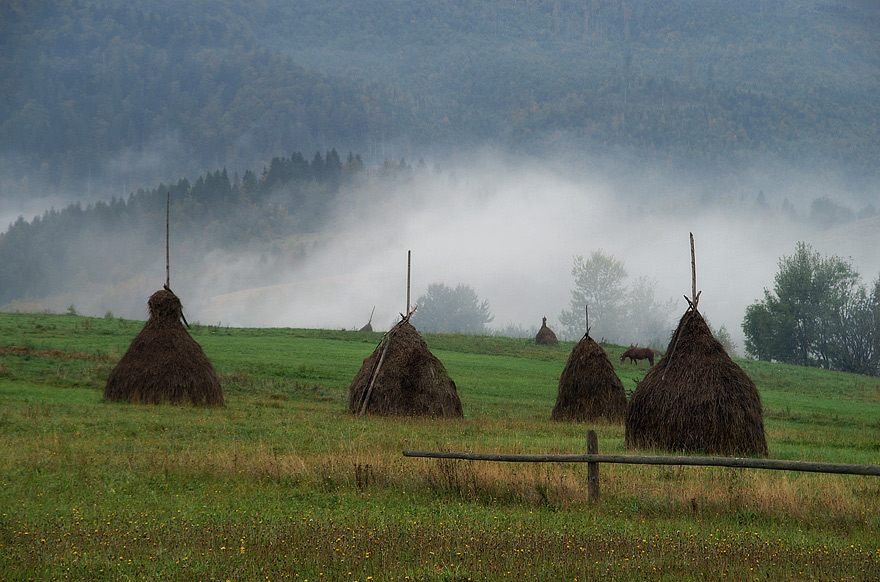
0, 313, 878, 581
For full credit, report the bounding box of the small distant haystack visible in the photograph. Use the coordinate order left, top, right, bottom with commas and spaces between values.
104, 289, 224, 407
552, 331, 627, 423
535, 316, 558, 345
625, 304, 767, 456
359, 306, 375, 332
349, 317, 462, 417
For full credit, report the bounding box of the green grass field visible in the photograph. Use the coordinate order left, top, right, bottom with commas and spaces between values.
1, 312, 878, 581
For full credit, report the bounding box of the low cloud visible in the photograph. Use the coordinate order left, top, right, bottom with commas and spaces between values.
188, 149, 875, 351
5, 146, 875, 353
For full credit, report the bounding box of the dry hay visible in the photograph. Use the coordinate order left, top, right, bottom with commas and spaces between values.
349, 318, 462, 417
359, 307, 375, 332
552, 334, 627, 422
625, 306, 767, 456
535, 316, 558, 345
104, 289, 224, 407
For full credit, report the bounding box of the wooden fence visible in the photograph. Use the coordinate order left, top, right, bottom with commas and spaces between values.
403, 430, 880, 503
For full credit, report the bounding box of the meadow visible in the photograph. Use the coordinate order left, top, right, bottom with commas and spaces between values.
0, 312, 878, 581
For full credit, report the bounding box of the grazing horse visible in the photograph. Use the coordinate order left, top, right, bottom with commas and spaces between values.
620, 347, 663, 366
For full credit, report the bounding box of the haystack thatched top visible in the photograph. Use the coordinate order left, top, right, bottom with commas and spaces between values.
662, 307, 739, 381
148, 289, 185, 324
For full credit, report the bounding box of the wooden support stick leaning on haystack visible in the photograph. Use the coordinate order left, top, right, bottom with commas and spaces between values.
358, 305, 417, 416
624, 233, 768, 456
349, 251, 463, 418
358, 249, 416, 415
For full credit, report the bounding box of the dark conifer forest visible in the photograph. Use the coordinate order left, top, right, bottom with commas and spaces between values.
3, 1, 877, 188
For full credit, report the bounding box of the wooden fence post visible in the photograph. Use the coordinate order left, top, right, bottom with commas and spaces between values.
587, 430, 599, 504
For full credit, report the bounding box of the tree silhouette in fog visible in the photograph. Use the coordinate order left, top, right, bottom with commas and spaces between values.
411, 283, 494, 334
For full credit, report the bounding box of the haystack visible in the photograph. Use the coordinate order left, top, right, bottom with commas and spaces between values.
349, 317, 462, 417
104, 289, 224, 407
535, 316, 558, 345
359, 306, 375, 332
625, 305, 767, 456
552, 332, 627, 422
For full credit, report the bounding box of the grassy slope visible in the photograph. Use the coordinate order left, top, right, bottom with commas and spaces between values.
0, 313, 877, 581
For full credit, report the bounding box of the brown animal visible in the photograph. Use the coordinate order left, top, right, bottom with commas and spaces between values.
620, 347, 663, 366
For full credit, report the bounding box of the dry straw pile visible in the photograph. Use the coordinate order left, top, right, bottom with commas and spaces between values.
625, 305, 768, 456
552, 333, 627, 423
535, 316, 558, 345
349, 318, 462, 417
104, 289, 224, 407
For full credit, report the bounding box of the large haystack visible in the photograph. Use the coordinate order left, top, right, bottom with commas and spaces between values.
552, 333, 627, 422
535, 316, 558, 345
625, 305, 767, 456
104, 289, 224, 407
349, 318, 462, 417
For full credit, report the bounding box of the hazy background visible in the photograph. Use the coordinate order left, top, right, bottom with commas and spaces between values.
184, 149, 871, 351
2, 0, 878, 353
1, 144, 876, 353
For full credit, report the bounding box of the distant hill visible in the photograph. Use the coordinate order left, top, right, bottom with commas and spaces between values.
0, 1, 407, 192
1, 0, 878, 197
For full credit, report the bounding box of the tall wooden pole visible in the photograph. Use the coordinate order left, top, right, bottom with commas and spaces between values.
690, 232, 696, 305
166, 191, 170, 289
406, 250, 411, 316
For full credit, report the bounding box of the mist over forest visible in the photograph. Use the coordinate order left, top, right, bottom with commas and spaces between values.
2, 0, 879, 352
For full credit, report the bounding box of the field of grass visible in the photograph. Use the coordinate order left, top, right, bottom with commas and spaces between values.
1, 312, 878, 581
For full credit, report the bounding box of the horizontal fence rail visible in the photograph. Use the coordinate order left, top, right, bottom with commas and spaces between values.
402, 450, 880, 477
404, 430, 879, 503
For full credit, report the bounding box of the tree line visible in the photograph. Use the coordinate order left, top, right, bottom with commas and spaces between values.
0, 1, 400, 190
3, 0, 878, 195
0, 149, 363, 305
408, 251, 706, 349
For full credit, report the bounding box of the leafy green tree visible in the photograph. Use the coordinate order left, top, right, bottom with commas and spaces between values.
815, 277, 880, 375
411, 283, 493, 334
742, 242, 868, 370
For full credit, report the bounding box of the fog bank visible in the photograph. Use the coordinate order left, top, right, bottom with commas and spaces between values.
188, 151, 872, 350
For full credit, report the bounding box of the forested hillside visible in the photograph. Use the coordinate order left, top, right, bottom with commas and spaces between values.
0, 1, 406, 192
2, 0, 878, 197
263, 0, 880, 177
0, 149, 371, 309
